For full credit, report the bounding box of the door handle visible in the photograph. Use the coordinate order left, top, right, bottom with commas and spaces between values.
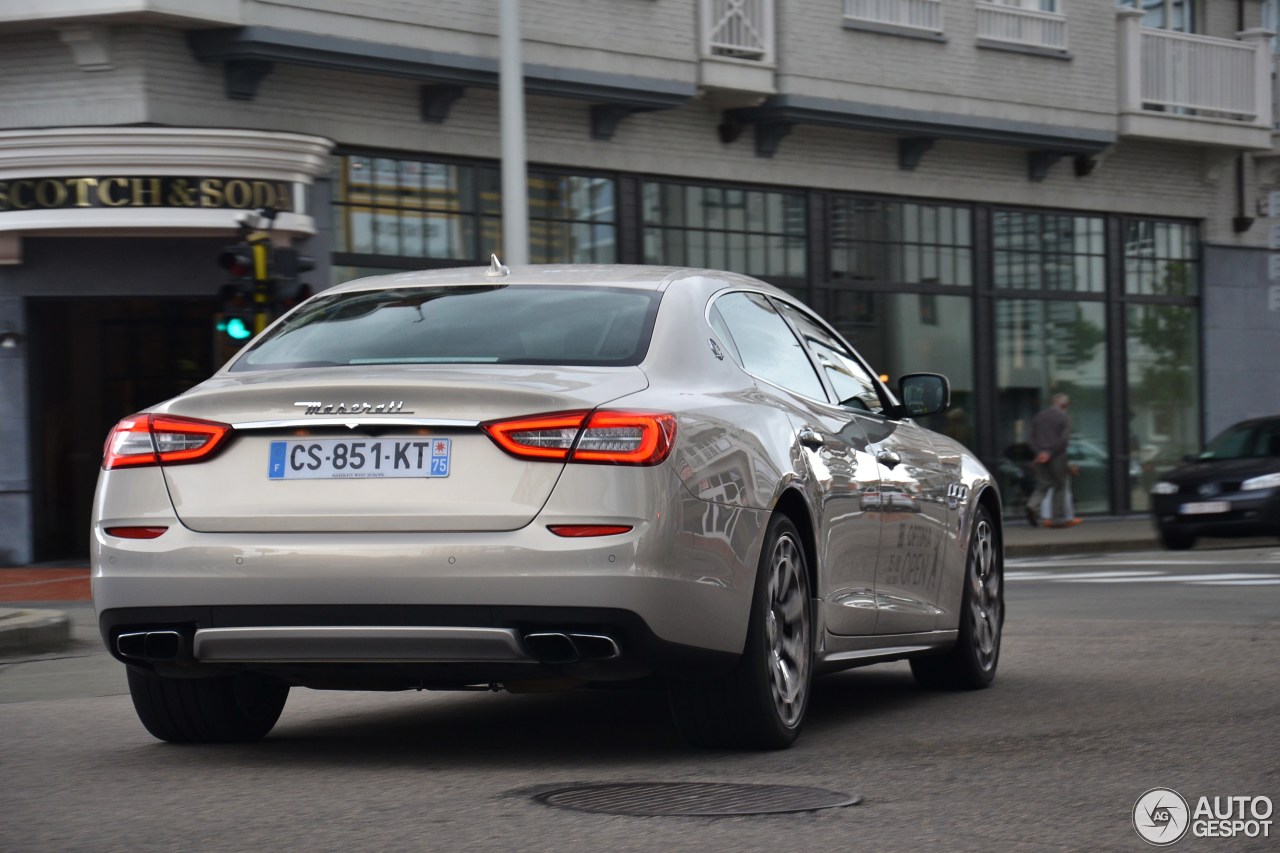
798, 428, 825, 449
877, 450, 901, 468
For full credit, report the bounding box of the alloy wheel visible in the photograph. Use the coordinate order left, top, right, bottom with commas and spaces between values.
967, 518, 1001, 672
765, 533, 810, 727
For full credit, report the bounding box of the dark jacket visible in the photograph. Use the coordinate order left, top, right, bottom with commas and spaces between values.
1030, 406, 1070, 458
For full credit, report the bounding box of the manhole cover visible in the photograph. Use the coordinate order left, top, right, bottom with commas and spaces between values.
536, 782, 860, 817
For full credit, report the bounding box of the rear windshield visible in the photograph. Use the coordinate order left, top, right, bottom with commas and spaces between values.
230, 284, 661, 372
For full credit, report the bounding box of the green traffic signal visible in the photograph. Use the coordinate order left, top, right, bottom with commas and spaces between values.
216, 316, 253, 340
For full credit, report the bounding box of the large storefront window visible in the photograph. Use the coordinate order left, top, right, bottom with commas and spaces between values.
1126, 310, 1200, 511
826, 196, 975, 448
830, 198, 972, 286
1124, 219, 1197, 296
332, 154, 616, 278
996, 299, 1109, 516
641, 181, 807, 285
335, 156, 478, 261
993, 211, 1105, 293
837, 293, 976, 448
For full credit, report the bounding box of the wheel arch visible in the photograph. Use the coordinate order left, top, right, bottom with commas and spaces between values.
973, 485, 1004, 554
772, 487, 819, 599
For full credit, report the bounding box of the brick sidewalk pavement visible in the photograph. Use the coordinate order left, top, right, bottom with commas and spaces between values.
0, 569, 91, 603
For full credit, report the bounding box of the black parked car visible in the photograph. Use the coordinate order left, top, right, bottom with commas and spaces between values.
1151, 416, 1280, 550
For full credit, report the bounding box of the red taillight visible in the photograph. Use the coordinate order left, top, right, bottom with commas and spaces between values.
482, 410, 676, 466
481, 411, 588, 461
104, 526, 169, 539
102, 414, 232, 470
547, 525, 634, 537
573, 411, 676, 466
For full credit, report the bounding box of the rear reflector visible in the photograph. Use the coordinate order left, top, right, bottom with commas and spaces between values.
482, 410, 676, 466
547, 525, 634, 537
104, 526, 169, 539
103, 414, 232, 470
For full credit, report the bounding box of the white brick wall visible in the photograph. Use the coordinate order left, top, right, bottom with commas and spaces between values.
0, 1, 1268, 247
0, 28, 149, 127
778, 0, 1116, 132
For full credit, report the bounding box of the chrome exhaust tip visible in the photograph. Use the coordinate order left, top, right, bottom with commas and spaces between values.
523, 632, 579, 664
116, 630, 184, 662
522, 632, 621, 664
568, 633, 621, 661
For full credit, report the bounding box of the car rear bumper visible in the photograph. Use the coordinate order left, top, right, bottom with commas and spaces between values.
91, 509, 765, 672
97, 602, 740, 689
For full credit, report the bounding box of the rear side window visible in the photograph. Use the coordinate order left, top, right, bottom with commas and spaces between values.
231, 285, 661, 371
712, 292, 827, 401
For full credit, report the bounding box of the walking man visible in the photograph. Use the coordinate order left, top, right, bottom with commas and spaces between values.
1026, 393, 1080, 528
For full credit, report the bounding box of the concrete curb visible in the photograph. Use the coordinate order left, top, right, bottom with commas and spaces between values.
0, 607, 72, 655
1006, 537, 1161, 559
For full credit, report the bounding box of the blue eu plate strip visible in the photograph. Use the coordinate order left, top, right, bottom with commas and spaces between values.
268, 441, 287, 479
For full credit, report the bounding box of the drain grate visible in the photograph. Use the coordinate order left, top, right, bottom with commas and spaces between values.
535, 782, 860, 817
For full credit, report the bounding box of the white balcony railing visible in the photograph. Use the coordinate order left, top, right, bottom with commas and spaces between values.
976, 2, 1068, 51
843, 0, 943, 34
1117, 9, 1272, 128
701, 0, 774, 63
1140, 29, 1258, 117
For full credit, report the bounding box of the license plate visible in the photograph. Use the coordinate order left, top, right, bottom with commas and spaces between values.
1179, 501, 1229, 515
268, 438, 450, 480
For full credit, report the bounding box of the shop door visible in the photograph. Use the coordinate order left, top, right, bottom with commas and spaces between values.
29, 298, 218, 561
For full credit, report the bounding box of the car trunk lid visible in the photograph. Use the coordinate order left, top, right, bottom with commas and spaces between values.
155, 365, 648, 532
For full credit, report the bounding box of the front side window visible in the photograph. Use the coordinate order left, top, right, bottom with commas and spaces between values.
712, 292, 826, 401
232, 285, 659, 371
775, 303, 885, 414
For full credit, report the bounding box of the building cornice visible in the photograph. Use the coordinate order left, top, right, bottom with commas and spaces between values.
187, 26, 696, 139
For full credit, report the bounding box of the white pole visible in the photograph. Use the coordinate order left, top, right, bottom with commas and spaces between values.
499, 0, 529, 265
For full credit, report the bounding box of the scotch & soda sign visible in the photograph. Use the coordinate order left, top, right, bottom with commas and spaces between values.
0, 176, 295, 212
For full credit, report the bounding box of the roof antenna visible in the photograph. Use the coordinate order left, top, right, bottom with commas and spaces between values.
486, 253, 510, 278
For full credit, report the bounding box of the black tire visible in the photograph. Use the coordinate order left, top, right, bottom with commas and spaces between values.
127, 667, 289, 743
1159, 526, 1195, 551
911, 505, 1002, 690
668, 514, 813, 750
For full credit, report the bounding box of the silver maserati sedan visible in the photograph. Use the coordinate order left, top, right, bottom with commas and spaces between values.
92, 261, 1004, 749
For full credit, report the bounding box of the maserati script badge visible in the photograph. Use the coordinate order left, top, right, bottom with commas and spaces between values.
294, 401, 416, 415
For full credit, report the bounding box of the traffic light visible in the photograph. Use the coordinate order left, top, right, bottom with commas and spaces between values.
272, 247, 316, 313
217, 243, 254, 280
216, 314, 253, 341
272, 247, 315, 281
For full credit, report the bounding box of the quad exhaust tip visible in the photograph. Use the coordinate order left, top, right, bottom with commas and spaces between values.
523, 632, 620, 664
116, 630, 184, 662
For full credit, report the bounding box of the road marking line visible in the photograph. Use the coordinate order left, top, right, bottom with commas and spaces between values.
1003, 571, 1167, 578
1055, 573, 1280, 584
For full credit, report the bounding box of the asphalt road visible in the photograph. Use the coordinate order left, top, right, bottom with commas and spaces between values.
2, 547, 1277, 852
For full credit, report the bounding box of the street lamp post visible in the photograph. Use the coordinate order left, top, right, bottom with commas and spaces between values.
499, 0, 529, 265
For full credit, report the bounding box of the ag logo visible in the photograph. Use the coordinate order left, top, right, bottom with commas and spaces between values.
1134, 788, 1191, 845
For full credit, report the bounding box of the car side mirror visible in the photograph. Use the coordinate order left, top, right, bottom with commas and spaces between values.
895, 373, 950, 419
